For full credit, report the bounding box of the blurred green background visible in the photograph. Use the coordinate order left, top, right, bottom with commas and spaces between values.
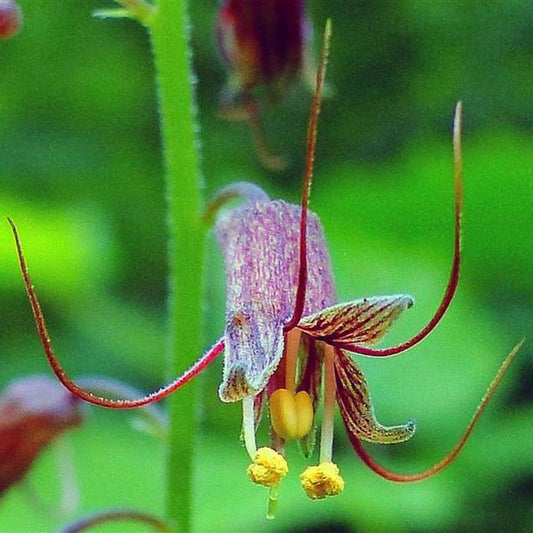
1, 0, 532, 531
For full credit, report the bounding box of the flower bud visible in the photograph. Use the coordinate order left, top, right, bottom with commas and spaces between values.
218, 0, 308, 87
0, 0, 22, 39
216, 1, 315, 170
0, 375, 83, 496
217, 0, 311, 117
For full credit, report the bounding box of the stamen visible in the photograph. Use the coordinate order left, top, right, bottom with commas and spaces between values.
300, 462, 344, 500
242, 395, 258, 460
266, 486, 279, 520
319, 344, 336, 463
247, 447, 288, 488
269, 389, 313, 440
8, 218, 224, 408
284, 328, 302, 393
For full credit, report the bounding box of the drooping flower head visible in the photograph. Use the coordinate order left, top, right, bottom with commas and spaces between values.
9, 22, 522, 518
216, 0, 314, 170
217, 0, 309, 101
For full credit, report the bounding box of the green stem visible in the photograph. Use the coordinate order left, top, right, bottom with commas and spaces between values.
148, 1, 205, 531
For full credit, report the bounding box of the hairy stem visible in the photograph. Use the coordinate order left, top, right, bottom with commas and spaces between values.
148, 1, 205, 531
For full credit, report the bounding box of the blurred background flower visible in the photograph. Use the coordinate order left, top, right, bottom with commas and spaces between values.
0, 375, 83, 520
0, 0, 532, 531
217, 0, 314, 170
0, 0, 22, 39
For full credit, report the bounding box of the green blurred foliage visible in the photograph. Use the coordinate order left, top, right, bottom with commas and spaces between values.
0, 0, 532, 531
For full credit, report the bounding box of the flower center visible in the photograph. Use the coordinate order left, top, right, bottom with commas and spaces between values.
269, 388, 313, 440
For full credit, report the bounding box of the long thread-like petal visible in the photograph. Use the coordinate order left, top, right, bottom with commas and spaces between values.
8, 218, 224, 409
346, 103, 463, 357
285, 20, 332, 331
344, 340, 523, 481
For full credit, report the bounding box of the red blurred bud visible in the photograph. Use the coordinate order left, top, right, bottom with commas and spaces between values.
0, 376, 83, 496
0, 0, 22, 39
217, 0, 308, 92
216, 1, 313, 170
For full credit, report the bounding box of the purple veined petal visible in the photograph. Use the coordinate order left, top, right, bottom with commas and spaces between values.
215, 201, 336, 325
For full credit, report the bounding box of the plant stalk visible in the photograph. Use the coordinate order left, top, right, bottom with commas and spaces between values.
148, 1, 205, 531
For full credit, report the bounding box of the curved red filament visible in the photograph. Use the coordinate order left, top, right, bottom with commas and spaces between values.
8, 217, 224, 409
344, 339, 523, 482
346, 102, 463, 357
285, 20, 331, 332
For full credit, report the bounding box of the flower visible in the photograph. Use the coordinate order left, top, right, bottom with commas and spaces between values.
217, 0, 310, 109
0, 0, 22, 39
216, 0, 314, 170
8, 22, 521, 517
0, 375, 83, 496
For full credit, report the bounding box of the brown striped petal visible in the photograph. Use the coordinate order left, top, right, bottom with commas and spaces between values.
334, 348, 415, 444
298, 295, 413, 348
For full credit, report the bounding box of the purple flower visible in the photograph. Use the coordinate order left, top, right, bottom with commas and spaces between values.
8, 23, 521, 515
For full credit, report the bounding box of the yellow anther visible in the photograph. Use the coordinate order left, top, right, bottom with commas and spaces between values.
247, 447, 288, 488
294, 390, 314, 437
300, 462, 345, 500
269, 389, 313, 440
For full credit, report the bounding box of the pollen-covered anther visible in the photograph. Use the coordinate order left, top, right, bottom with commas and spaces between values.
300, 462, 345, 500
247, 447, 288, 488
269, 389, 313, 440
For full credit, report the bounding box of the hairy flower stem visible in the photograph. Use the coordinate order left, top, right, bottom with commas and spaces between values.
148, 1, 205, 531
